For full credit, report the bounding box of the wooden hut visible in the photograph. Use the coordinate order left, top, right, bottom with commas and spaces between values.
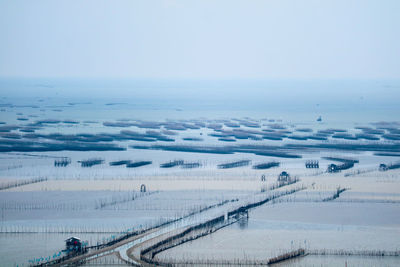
379, 164, 388, 171
278, 171, 290, 182
327, 164, 339, 173
65, 237, 83, 253
140, 184, 146, 192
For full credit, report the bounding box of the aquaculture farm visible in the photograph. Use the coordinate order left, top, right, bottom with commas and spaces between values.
0, 94, 400, 267
2, 0, 400, 265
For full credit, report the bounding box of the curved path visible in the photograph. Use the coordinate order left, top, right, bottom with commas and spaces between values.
52, 199, 239, 266
53, 184, 303, 266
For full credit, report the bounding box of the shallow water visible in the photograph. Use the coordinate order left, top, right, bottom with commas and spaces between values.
0, 79, 399, 266
276, 255, 400, 267
156, 200, 400, 264
0, 233, 116, 266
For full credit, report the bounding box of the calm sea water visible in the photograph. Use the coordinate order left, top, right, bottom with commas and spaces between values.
1, 78, 399, 125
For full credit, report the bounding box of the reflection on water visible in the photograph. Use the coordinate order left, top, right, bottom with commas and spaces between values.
238, 217, 249, 230
0, 232, 117, 266
277, 254, 400, 267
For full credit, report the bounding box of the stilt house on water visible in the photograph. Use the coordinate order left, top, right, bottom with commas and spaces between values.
65, 237, 83, 253
327, 164, 339, 173
379, 164, 388, 171
277, 171, 291, 183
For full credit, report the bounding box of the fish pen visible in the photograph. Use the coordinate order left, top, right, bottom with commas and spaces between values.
78, 158, 104, 167
126, 161, 152, 168
322, 156, 359, 163
253, 161, 280, 169
54, 158, 71, 167
379, 162, 400, 171
322, 186, 347, 201
218, 160, 251, 169
305, 160, 319, 168
181, 162, 201, 169
109, 160, 131, 166
337, 161, 354, 171
267, 249, 306, 265
387, 162, 400, 170
160, 160, 184, 168
327, 162, 354, 173
0, 177, 48, 191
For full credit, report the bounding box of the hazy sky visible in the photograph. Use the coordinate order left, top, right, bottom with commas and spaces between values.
0, 0, 399, 79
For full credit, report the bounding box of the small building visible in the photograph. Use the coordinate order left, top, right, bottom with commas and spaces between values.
327, 164, 339, 173
379, 164, 388, 171
278, 171, 290, 182
65, 237, 83, 253
140, 184, 146, 192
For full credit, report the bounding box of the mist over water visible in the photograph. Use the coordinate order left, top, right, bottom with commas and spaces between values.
1, 1, 400, 266
1, 81, 400, 267
1, 78, 399, 124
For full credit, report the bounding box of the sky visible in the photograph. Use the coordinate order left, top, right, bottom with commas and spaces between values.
0, 0, 399, 80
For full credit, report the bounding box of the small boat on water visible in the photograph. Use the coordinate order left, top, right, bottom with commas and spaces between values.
317, 116, 322, 122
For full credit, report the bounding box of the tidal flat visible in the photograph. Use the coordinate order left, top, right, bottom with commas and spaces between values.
0, 90, 399, 266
